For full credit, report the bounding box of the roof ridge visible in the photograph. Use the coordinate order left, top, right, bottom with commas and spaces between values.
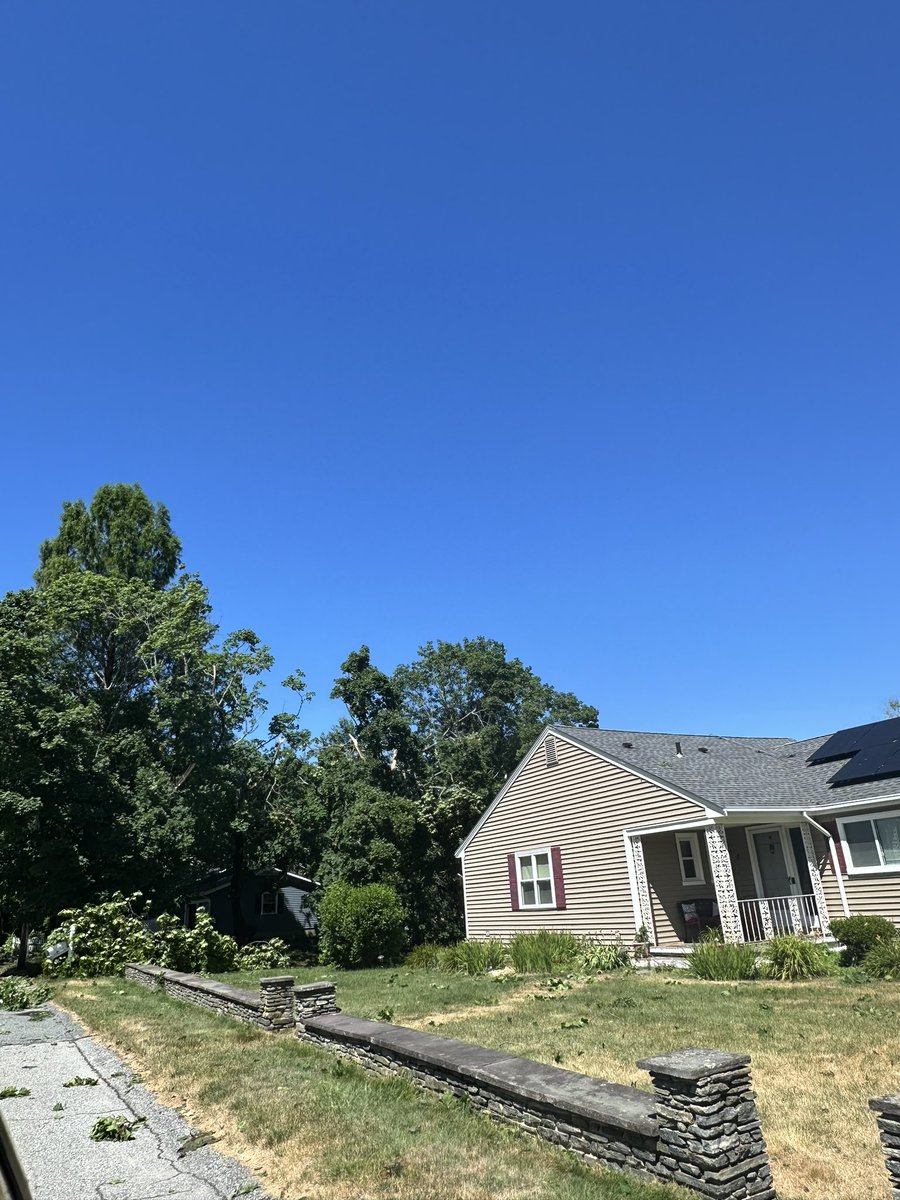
554, 725, 794, 742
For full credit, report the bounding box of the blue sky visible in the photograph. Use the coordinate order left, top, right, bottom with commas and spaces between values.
2, 3, 898, 740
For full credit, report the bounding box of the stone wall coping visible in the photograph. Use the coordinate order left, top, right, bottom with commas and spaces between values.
636, 1048, 751, 1081
870, 1094, 900, 1116
304, 1013, 658, 1137
260, 976, 295, 986
126, 964, 261, 1011
293, 981, 336, 996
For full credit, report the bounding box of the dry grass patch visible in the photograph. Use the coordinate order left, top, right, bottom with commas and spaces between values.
55, 979, 685, 1200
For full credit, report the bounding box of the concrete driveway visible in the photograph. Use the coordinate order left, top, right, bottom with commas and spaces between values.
0, 1006, 268, 1200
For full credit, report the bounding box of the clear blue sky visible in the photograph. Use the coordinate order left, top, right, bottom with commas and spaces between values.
2, 3, 898, 740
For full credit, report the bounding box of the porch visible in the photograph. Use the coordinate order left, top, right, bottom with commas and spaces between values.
626, 819, 834, 947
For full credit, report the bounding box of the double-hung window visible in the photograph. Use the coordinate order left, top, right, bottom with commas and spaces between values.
676, 832, 705, 885
838, 811, 900, 873
260, 890, 281, 915
517, 850, 555, 908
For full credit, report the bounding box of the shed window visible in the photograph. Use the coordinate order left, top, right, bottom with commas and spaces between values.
517, 851, 555, 908
838, 811, 900, 873
676, 832, 705, 885
260, 890, 281, 915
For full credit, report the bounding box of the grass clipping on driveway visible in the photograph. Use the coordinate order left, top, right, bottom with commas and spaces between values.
55, 978, 684, 1200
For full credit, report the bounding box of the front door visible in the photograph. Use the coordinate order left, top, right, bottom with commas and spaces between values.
751, 828, 795, 897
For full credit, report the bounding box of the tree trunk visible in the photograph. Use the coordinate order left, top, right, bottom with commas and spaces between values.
229, 832, 247, 945
16, 921, 29, 974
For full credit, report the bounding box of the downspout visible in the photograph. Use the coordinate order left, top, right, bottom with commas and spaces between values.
803, 810, 850, 918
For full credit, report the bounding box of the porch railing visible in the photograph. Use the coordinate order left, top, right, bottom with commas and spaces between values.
737, 894, 821, 942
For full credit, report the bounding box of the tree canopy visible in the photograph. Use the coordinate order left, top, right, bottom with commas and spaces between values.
1, 484, 598, 955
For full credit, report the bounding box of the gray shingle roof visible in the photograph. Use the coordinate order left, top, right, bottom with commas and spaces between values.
554, 726, 900, 811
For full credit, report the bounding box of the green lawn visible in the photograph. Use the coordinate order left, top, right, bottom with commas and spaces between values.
55, 976, 686, 1200
218, 966, 900, 1200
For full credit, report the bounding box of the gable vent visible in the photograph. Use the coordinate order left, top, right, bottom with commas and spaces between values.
545, 735, 558, 767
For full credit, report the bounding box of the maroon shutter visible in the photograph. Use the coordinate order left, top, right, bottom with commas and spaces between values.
550, 845, 567, 910
507, 854, 520, 911
821, 819, 847, 874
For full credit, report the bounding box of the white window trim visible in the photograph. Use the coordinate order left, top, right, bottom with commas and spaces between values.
260, 890, 281, 915
515, 847, 557, 909
837, 809, 900, 875
675, 831, 706, 886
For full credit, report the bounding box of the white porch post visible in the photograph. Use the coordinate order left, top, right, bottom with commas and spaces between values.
628, 834, 656, 944
704, 826, 743, 943
800, 822, 832, 937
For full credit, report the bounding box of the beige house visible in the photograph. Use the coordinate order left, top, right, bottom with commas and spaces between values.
457, 719, 900, 955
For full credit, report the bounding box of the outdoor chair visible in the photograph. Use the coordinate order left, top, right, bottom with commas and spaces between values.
678, 898, 721, 943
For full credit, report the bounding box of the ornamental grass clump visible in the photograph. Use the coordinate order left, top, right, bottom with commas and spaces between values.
862, 939, 900, 980
439, 939, 506, 975
761, 934, 836, 981
687, 934, 759, 980
508, 930, 580, 974
573, 939, 631, 973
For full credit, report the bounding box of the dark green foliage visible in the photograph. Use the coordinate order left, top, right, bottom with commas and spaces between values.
318, 881, 407, 968
0, 1087, 30, 1099
761, 935, 836, 981
862, 939, 900, 980
830, 915, 899, 965
687, 938, 760, 980
34, 483, 181, 589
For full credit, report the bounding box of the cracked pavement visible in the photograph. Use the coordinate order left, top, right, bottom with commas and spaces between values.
0, 1006, 269, 1200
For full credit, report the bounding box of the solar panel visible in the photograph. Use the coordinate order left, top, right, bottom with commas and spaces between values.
827, 733, 900, 785
809, 716, 900, 764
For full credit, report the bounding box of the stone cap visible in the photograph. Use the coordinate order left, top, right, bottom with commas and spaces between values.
636, 1049, 751, 1081
294, 981, 336, 996
125, 962, 166, 976
260, 976, 295, 986
304, 1013, 658, 1137
869, 1095, 900, 1116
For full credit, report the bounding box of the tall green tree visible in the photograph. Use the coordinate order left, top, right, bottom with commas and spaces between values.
0, 484, 313, 956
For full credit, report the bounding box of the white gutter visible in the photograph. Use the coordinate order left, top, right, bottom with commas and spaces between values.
803, 810, 850, 918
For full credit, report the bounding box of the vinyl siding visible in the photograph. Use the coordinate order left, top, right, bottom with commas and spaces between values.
462, 733, 711, 941
643, 831, 713, 946
819, 808, 900, 928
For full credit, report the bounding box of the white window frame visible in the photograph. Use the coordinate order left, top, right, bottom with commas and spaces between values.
675, 831, 706, 886
515, 847, 557, 909
837, 809, 900, 875
260, 890, 281, 915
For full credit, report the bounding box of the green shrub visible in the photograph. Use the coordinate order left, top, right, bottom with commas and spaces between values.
43, 894, 154, 977
234, 939, 292, 972
404, 943, 444, 969
830, 915, 899, 966
154, 911, 237, 974
574, 940, 631, 973
508, 931, 580, 974
687, 937, 759, 980
862, 939, 900, 980
761, 934, 836, 981
438, 939, 506, 975
318, 882, 407, 969
0, 935, 16, 963
0, 976, 51, 1011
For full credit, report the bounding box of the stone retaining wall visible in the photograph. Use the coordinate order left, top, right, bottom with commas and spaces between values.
297, 1012, 774, 1200
124, 963, 282, 1030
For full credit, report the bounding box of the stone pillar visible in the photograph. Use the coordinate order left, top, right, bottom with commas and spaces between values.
293, 981, 339, 1035
799, 823, 832, 937
705, 827, 743, 944
869, 1094, 900, 1199
637, 1049, 775, 1200
259, 975, 295, 1032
